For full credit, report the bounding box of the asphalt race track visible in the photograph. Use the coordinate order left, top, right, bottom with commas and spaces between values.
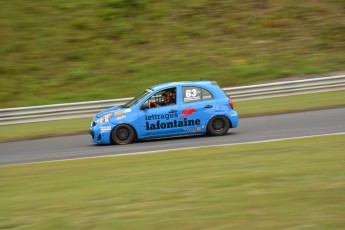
1, 107, 344, 166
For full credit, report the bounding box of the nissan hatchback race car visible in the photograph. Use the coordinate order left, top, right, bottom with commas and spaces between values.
90, 81, 238, 144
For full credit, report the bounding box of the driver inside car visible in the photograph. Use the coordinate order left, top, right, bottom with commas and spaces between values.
149, 89, 176, 108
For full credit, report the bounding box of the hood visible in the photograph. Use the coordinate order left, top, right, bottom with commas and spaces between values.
95, 106, 122, 118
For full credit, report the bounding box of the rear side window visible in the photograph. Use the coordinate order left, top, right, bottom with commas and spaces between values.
182, 86, 214, 103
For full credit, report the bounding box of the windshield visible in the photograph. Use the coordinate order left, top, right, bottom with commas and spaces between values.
122, 89, 152, 108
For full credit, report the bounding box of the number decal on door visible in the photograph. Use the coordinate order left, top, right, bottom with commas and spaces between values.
185, 89, 197, 98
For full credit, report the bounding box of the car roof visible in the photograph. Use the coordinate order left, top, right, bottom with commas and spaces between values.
150, 81, 217, 91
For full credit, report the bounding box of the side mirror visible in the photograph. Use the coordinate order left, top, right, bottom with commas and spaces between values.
140, 103, 149, 110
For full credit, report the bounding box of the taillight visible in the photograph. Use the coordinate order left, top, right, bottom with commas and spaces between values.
229, 99, 234, 110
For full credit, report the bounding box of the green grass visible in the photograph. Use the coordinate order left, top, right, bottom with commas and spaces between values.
237, 90, 345, 117
0, 90, 344, 142
0, 118, 91, 142
0, 0, 344, 108
1, 134, 344, 229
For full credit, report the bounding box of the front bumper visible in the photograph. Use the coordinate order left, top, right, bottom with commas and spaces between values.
89, 122, 113, 144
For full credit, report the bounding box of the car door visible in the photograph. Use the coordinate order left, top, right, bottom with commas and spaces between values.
178, 86, 215, 134
138, 87, 181, 138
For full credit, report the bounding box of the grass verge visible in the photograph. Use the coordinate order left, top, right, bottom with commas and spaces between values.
236, 90, 345, 117
1, 134, 344, 229
0, 90, 344, 142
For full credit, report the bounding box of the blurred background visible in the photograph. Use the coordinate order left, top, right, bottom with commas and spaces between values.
1, 2, 345, 229
1, 0, 344, 108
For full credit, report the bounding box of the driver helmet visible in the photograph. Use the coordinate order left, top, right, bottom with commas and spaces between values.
163, 90, 175, 104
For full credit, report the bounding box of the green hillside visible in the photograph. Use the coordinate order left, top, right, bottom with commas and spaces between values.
1, 0, 344, 108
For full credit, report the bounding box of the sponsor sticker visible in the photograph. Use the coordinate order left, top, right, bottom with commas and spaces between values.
145, 116, 200, 130
116, 115, 126, 120
115, 108, 131, 116
184, 88, 201, 102
143, 110, 201, 131
115, 111, 124, 115
181, 106, 197, 118
184, 97, 201, 102
183, 127, 202, 132
100, 126, 111, 131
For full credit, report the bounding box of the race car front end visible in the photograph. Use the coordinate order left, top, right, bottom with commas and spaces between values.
89, 113, 114, 144
90, 105, 135, 144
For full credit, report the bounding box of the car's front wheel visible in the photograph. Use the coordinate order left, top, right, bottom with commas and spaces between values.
207, 116, 230, 136
111, 124, 135, 144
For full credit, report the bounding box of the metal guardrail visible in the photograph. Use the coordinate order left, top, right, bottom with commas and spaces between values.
225, 74, 345, 100
1, 75, 344, 125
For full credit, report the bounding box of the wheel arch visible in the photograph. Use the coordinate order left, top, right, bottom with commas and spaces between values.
206, 114, 232, 135
207, 114, 232, 129
110, 123, 138, 144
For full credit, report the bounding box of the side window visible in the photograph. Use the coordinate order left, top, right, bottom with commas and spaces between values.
183, 87, 213, 103
201, 88, 213, 100
145, 87, 176, 109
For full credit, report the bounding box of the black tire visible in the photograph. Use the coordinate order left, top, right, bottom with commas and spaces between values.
207, 116, 230, 136
111, 124, 135, 145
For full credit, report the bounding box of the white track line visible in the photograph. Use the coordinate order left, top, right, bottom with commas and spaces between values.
1, 132, 344, 167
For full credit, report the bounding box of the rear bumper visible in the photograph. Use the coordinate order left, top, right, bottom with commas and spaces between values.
229, 110, 239, 128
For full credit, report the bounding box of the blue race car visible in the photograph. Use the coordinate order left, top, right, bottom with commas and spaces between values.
90, 81, 238, 144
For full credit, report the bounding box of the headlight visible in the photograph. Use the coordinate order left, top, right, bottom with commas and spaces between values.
97, 113, 112, 124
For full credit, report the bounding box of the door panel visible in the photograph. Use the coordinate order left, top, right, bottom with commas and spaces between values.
139, 105, 181, 137
138, 87, 181, 138
179, 100, 215, 134
179, 86, 216, 134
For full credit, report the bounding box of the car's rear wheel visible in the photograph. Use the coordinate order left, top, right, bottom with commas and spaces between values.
111, 124, 135, 145
207, 116, 230, 136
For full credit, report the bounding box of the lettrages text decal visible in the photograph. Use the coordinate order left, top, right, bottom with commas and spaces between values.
145, 108, 200, 130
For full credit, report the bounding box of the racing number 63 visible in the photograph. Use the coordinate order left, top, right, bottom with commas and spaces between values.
186, 89, 197, 98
